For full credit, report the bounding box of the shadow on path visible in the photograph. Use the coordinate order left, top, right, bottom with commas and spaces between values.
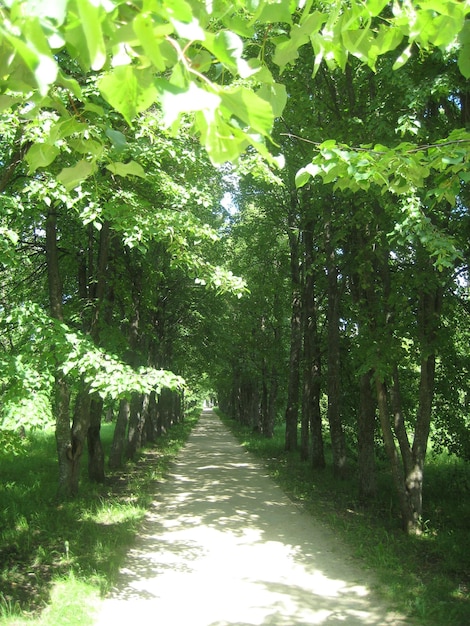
94, 410, 410, 625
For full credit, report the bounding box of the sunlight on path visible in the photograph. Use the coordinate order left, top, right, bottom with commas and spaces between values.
94, 410, 409, 626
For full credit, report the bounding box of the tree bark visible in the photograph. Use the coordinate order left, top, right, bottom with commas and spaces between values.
0, 136, 31, 194
378, 253, 442, 533
264, 362, 278, 439
86, 223, 112, 480
158, 387, 173, 434
301, 221, 323, 464
109, 255, 142, 468
300, 222, 314, 461
69, 388, 91, 495
146, 391, 158, 443
126, 393, 149, 460
109, 398, 130, 469
405, 282, 441, 532
325, 219, 347, 478
46, 208, 73, 498
347, 220, 379, 497
260, 361, 271, 437
375, 376, 414, 531
88, 397, 105, 483
53, 376, 72, 499
358, 370, 377, 500
284, 217, 301, 451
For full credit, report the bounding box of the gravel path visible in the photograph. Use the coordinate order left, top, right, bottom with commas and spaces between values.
94, 410, 410, 626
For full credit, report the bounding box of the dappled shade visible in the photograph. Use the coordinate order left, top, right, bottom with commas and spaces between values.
95, 411, 407, 626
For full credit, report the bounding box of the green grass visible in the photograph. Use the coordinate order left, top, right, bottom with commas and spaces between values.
0, 412, 199, 625
218, 411, 470, 626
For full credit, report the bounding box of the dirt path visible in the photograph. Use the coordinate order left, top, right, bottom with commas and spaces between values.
94, 410, 410, 626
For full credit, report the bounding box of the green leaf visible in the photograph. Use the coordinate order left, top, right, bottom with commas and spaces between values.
57, 160, 96, 190
76, 0, 106, 70
458, 20, 470, 78
105, 128, 127, 151
295, 168, 311, 188
99, 66, 159, 125
2, 29, 57, 95
23, 0, 68, 25
212, 30, 244, 69
171, 16, 205, 40
155, 79, 221, 128
273, 11, 324, 70
295, 163, 322, 188
133, 13, 174, 72
0, 227, 19, 245
0, 95, 21, 111
342, 28, 374, 63
364, 0, 389, 17
256, 82, 287, 118
195, 109, 249, 164
252, 0, 293, 25
84, 102, 105, 116
26, 143, 60, 172
392, 45, 412, 70
220, 86, 274, 137
106, 161, 146, 178
49, 117, 87, 143
162, 0, 193, 22
56, 70, 82, 98
69, 138, 103, 157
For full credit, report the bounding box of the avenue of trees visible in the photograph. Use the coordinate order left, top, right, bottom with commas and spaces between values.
0, 0, 469, 535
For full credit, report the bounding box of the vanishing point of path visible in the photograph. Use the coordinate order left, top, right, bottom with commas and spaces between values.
94, 410, 409, 626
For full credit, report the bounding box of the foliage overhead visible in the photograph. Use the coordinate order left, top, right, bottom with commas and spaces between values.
0, 0, 468, 182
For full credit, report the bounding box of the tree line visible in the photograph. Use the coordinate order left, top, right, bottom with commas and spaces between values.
213, 42, 470, 533
0, 0, 469, 534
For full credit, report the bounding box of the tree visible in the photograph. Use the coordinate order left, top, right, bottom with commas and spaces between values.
1, 0, 469, 527
0, 102, 240, 495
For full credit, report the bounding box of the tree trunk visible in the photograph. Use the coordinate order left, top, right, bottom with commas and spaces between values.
375, 377, 414, 531
109, 260, 142, 468
126, 393, 149, 460
83, 222, 112, 482
157, 388, 173, 434
46, 208, 73, 498
260, 361, 270, 437
265, 363, 278, 439
300, 225, 311, 462
310, 303, 324, 469
0, 135, 31, 193
146, 391, 158, 443
109, 398, 130, 469
375, 255, 442, 533
405, 282, 441, 531
325, 220, 347, 478
89, 221, 111, 340
88, 397, 105, 483
54, 376, 72, 499
301, 221, 325, 466
70, 388, 91, 496
358, 370, 377, 500
284, 220, 301, 451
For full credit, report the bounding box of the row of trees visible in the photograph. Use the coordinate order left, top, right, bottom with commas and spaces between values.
210, 13, 470, 534
0, 1, 469, 533
0, 102, 238, 494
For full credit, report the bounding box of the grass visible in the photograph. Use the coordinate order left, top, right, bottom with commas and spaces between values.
0, 412, 199, 625
217, 411, 470, 626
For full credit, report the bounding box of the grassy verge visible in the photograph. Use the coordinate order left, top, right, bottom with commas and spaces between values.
217, 410, 469, 626
0, 412, 199, 626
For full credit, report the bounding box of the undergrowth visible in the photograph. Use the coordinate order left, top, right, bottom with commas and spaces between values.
218, 411, 470, 626
0, 412, 199, 625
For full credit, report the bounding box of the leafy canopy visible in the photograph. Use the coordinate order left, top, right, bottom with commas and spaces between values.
1, 0, 468, 182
